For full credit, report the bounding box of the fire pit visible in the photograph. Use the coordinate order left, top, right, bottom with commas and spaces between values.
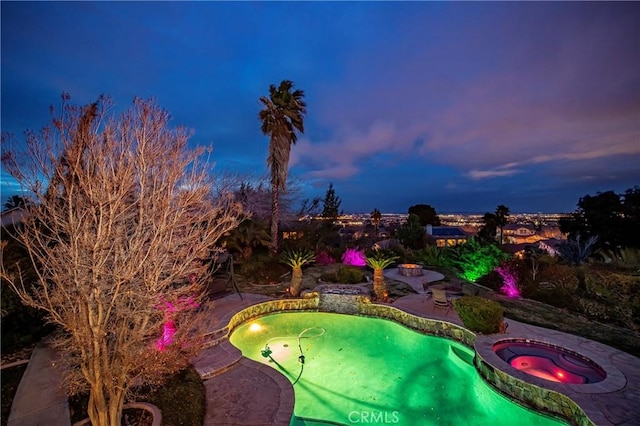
398, 263, 424, 277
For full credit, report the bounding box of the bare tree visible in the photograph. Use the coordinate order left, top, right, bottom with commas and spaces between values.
212, 171, 305, 224
1, 96, 243, 425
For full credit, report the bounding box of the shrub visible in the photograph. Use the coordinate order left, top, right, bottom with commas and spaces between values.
496, 262, 521, 298
374, 244, 410, 264
442, 238, 508, 282
315, 250, 335, 265
320, 266, 366, 284
596, 247, 640, 271
578, 265, 640, 329
341, 247, 366, 266
337, 266, 366, 284
453, 296, 504, 334
414, 245, 445, 267
238, 253, 289, 285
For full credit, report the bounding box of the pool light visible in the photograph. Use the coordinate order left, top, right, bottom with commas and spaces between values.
249, 322, 263, 332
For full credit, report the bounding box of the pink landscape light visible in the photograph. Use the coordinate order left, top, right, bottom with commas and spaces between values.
341, 247, 366, 266
155, 295, 200, 351
496, 265, 521, 298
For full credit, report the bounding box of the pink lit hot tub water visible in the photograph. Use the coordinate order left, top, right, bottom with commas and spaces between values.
493, 339, 606, 384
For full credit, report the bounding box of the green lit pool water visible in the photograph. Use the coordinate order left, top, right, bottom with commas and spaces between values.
230, 312, 566, 426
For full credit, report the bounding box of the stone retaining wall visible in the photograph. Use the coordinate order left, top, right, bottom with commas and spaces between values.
225, 298, 319, 336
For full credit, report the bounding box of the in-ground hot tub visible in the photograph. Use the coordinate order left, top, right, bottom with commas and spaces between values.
493, 339, 606, 384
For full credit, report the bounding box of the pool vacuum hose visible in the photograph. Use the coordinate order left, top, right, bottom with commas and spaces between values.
261, 327, 325, 386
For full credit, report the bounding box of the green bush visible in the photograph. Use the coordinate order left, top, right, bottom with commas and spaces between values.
237, 253, 290, 285
320, 266, 366, 284
442, 238, 508, 282
453, 296, 504, 334
414, 245, 445, 267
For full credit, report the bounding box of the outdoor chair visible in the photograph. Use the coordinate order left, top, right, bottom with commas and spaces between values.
431, 288, 451, 316
422, 281, 432, 303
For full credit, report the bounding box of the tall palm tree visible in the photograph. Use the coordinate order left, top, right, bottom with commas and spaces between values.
495, 204, 510, 245
370, 208, 382, 236
259, 80, 306, 253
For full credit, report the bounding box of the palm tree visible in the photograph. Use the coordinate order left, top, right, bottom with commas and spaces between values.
3, 195, 28, 211
222, 219, 271, 259
495, 205, 510, 245
366, 253, 398, 301
370, 208, 382, 236
280, 248, 315, 297
259, 80, 307, 253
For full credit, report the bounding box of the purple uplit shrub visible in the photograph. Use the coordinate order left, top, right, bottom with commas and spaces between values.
316, 250, 336, 265
496, 264, 521, 298
342, 247, 366, 267
155, 296, 200, 351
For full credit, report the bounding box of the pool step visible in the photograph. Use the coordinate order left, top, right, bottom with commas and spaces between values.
201, 326, 229, 349
450, 345, 475, 366
193, 339, 242, 380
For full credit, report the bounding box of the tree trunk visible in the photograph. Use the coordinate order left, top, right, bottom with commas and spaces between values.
271, 185, 279, 254
290, 266, 303, 297
373, 268, 387, 301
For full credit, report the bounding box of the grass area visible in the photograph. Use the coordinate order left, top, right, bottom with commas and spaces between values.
1, 364, 27, 426
68, 367, 205, 426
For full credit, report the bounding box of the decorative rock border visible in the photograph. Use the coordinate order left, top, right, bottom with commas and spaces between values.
222, 296, 607, 426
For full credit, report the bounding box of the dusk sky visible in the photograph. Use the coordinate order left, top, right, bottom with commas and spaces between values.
2, 2, 639, 214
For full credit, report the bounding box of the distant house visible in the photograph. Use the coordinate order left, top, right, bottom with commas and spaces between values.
499, 224, 536, 243
425, 225, 469, 248
501, 243, 532, 259
536, 238, 565, 257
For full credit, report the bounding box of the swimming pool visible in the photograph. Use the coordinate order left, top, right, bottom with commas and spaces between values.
230, 312, 565, 425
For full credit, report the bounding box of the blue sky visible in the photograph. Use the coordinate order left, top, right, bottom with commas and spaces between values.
2, 1, 638, 214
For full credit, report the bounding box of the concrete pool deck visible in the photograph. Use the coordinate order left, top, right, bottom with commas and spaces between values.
8, 283, 640, 425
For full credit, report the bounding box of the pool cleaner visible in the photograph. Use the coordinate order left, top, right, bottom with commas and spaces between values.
261, 345, 272, 358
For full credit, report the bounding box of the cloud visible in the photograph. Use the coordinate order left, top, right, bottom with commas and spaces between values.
289, 2, 639, 187
467, 168, 521, 180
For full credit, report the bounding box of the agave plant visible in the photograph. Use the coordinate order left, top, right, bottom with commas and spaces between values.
280, 248, 315, 296
366, 253, 398, 301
